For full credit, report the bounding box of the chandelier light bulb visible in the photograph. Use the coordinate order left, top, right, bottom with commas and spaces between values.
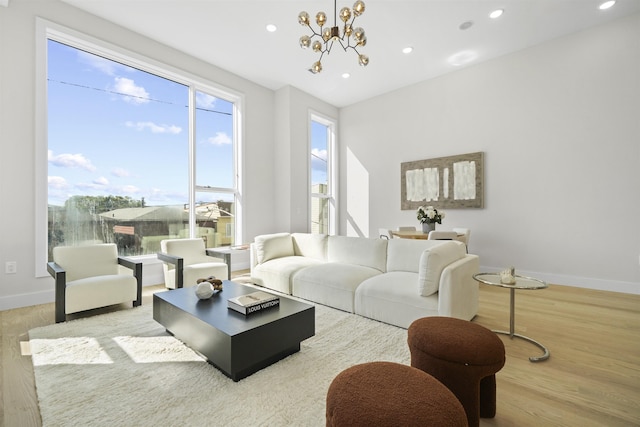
316, 11, 327, 27
344, 24, 353, 37
300, 35, 311, 49
353, 0, 365, 16
298, 11, 310, 26
340, 7, 351, 22
322, 27, 332, 41
358, 54, 369, 67
311, 61, 323, 74
312, 40, 323, 52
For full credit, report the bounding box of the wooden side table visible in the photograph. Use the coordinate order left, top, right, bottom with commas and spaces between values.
473, 272, 550, 362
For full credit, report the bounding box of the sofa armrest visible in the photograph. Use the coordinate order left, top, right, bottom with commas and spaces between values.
249, 243, 259, 273
118, 256, 143, 307
157, 252, 184, 288
437, 254, 480, 320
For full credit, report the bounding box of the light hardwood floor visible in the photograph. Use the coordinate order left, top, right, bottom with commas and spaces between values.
2, 274, 639, 426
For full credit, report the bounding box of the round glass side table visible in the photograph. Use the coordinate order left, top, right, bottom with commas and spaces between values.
473, 272, 550, 362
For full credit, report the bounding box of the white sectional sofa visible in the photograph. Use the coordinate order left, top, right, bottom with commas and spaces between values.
250, 232, 479, 328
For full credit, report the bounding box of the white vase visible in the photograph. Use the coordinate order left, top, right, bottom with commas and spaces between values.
421, 222, 435, 233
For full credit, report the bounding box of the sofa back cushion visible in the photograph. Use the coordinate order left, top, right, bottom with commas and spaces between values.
386, 239, 444, 273
162, 238, 211, 267
327, 236, 388, 272
254, 233, 294, 264
53, 244, 119, 282
292, 233, 328, 260
418, 241, 467, 296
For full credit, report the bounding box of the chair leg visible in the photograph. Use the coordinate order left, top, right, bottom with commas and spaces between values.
133, 262, 142, 307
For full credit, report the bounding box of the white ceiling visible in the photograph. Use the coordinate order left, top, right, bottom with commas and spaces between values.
60, 0, 640, 108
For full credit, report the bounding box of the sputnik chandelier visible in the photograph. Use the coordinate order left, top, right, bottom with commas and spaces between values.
298, 0, 369, 74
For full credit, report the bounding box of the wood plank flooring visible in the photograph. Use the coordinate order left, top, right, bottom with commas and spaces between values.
1, 274, 639, 426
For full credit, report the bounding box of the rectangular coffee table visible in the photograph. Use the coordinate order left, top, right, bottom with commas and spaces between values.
153, 280, 315, 381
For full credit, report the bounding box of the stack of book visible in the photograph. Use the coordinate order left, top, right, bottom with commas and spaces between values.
227, 291, 280, 315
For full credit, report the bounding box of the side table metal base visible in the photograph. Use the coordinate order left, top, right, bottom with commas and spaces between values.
493, 330, 550, 362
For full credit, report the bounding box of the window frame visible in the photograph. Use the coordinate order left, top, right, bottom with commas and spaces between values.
308, 111, 337, 235
35, 18, 244, 276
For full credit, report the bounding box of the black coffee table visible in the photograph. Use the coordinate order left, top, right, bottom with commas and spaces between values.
153, 280, 315, 381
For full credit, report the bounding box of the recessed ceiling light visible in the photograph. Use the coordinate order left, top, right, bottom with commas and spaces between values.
402, 46, 413, 54
342, 73, 351, 79
266, 24, 277, 32
459, 21, 474, 30
599, 1, 616, 10
448, 50, 478, 66
489, 9, 504, 19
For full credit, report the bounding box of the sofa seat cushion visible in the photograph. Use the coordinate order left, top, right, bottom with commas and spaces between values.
66, 274, 138, 314
252, 256, 324, 295
355, 272, 439, 329
292, 263, 382, 313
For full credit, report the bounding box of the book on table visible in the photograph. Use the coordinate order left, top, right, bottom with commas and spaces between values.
227, 291, 280, 315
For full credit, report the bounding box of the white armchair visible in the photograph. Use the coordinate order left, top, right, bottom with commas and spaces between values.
47, 243, 142, 323
158, 238, 228, 289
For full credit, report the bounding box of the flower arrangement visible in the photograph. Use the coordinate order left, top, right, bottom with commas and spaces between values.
416, 205, 445, 224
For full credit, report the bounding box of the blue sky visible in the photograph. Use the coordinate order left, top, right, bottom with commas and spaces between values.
47, 40, 233, 207
47, 39, 328, 208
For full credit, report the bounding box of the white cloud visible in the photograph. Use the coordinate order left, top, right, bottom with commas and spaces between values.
48, 176, 68, 189
93, 176, 109, 186
77, 51, 118, 76
111, 168, 131, 177
48, 150, 97, 172
121, 185, 140, 194
207, 132, 232, 146
196, 92, 217, 109
125, 121, 182, 134
113, 77, 149, 104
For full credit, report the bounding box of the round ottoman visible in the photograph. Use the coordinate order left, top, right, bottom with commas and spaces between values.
326, 361, 468, 427
408, 317, 505, 427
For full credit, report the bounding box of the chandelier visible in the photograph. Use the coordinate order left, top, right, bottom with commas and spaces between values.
298, 0, 369, 74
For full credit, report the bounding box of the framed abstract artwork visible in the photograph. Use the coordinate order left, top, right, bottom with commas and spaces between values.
401, 152, 484, 209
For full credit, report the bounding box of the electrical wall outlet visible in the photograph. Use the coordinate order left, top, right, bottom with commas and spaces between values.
5, 261, 17, 274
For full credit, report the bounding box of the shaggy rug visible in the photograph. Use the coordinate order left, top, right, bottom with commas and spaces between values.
29, 298, 410, 427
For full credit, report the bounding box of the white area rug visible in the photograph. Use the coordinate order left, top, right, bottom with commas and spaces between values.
29, 300, 410, 427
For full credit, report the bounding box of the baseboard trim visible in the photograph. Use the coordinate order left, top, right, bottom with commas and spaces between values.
480, 265, 640, 295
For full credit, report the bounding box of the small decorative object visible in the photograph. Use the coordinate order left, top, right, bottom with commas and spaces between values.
500, 267, 516, 285
195, 276, 223, 299
416, 205, 444, 233
196, 276, 223, 291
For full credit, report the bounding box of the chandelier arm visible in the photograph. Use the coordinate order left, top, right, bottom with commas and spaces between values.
336, 39, 350, 53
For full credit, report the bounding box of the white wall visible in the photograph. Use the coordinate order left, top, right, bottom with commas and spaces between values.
0, 0, 277, 310
274, 86, 339, 233
339, 13, 640, 294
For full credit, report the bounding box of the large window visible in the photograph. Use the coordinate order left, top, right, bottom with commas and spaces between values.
310, 113, 336, 234
39, 24, 241, 267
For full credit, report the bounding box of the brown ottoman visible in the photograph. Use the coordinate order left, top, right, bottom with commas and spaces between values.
326, 361, 468, 427
408, 317, 505, 427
